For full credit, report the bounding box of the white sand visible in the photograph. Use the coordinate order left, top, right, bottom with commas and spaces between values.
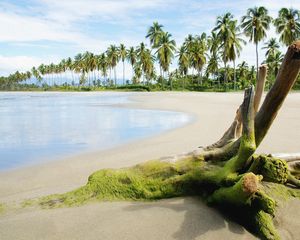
0, 92, 300, 240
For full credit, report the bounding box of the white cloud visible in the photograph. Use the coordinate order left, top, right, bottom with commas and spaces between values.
39, 0, 171, 24
0, 0, 299, 75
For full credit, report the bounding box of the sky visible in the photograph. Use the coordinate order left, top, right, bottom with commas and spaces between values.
0, 0, 300, 77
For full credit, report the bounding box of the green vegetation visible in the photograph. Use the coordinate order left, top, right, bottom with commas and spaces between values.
39, 158, 203, 207
1, 6, 300, 91
37, 155, 300, 240
37, 158, 300, 209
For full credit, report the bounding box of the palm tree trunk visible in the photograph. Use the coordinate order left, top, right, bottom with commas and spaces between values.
233, 60, 236, 91
123, 60, 125, 85
160, 66, 162, 79
161, 72, 164, 90
142, 72, 145, 85
224, 61, 227, 90
256, 42, 259, 82
89, 72, 91, 86
169, 70, 172, 90
132, 65, 134, 84
114, 67, 117, 86
200, 70, 203, 85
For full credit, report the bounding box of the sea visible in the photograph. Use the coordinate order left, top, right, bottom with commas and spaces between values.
0, 92, 190, 170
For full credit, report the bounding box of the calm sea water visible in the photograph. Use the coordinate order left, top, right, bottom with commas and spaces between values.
0, 92, 190, 170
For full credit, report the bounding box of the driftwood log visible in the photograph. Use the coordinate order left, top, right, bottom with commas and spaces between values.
39, 41, 300, 240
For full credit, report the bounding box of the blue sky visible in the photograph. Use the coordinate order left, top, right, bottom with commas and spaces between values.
0, 0, 299, 77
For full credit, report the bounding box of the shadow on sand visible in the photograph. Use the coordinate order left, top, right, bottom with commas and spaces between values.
123, 197, 251, 240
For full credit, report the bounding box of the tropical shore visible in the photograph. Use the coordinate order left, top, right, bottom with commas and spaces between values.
0, 92, 300, 240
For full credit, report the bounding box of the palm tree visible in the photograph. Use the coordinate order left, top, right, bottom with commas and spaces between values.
142, 49, 155, 84
119, 44, 127, 85
133, 62, 142, 84
206, 52, 220, 87
127, 47, 137, 82
213, 12, 234, 87
274, 8, 300, 46
262, 38, 280, 59
226, 20, 246, 90
266, 51, 284, 81
190, 33, 207, 85
82, 52, 92, 85
37, 64, 46, 84
237, 61, 249, 79
183, 34, 194, 51
237, 61, 249, 88
183, 34, 195, 74
146, 22, 164, 48
177, 45, 190, 88
146, 22, 164, 82
59, 59, 67, 84
31, 67, 41, 84
177, 46, 189, 76
96, 53, 108, 84
102, 53, 109, 83
136, 42, 148, 83
106, 45, 119, 85
66, 57, 74, 83
207, 31, 219, 56
73, 53, 85, 86
207, 32, 221, 87
241, 6, 272, 80
49, 63, 55, 85
156, 32, 176, 89
25, 71, 32, 84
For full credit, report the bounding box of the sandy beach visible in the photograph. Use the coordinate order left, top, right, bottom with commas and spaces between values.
1, 92, 300, 240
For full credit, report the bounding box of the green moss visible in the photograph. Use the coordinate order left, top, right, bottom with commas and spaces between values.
261, 182, 300, 202
249, 155, 289, 184
208, 173, 259, 206
253, 191, 276, 216
254, 210, 280, 240
33, 155, 300, 240
39, 158, 204, 208
21, 199, 38, 208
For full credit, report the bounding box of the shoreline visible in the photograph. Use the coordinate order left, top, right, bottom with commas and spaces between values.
1, 92, 300, 239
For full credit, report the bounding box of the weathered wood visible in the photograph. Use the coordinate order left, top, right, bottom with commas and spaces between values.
203, 110, 241, 150
203, 64, 267, 152
255, 41, 300, 145
202, 41, 300, 162
201, 87, 256, 185
254, 64, 268, 113
271, 153, 300, 162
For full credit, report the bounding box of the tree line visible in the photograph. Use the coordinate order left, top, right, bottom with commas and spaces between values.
1, 6, 300, 91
